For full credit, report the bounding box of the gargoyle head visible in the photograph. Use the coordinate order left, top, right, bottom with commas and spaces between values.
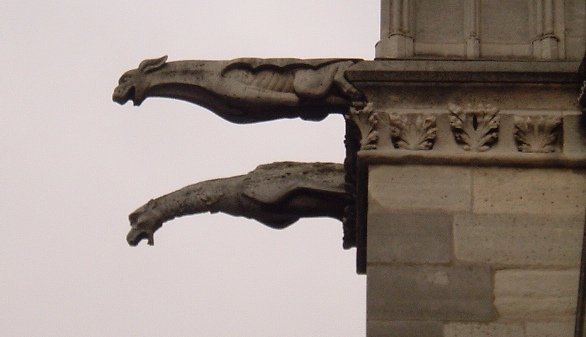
112, 55, 168, 106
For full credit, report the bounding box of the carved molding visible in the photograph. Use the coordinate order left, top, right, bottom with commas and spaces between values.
448, 103, 500, 152
514, 116, 562, 153
389, 113, 437, 150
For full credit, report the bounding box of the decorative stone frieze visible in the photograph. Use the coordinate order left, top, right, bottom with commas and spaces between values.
514, 115, 562, 153
448, 103, 500, 152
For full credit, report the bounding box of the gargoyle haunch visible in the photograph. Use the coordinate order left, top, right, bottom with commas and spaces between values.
114, 56, 365, 248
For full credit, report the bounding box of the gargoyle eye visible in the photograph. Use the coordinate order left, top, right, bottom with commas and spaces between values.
119, 75, 131, 84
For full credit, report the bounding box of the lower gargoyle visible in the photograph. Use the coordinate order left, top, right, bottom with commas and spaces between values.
126, 162, 350, 246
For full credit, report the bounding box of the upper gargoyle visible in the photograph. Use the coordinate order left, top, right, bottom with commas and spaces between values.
113, 56, 364, 123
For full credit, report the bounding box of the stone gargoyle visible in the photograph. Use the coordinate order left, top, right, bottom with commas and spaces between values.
113, 56, 364, 123
126, 162, 350, 246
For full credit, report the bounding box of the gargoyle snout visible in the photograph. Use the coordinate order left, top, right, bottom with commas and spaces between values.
112, 85, 134, 105
126, 227, 154, 246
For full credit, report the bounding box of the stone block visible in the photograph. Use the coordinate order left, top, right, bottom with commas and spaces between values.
494, 269, 579, 320
443, 323, 524, 337
367, 320, 443, 337
367, 212, 453, 264
472, 167, 586, 216
453, 213, 583, 267
369, 165, 471, 213
525, 321, 574, 337
367, 265, 495, 321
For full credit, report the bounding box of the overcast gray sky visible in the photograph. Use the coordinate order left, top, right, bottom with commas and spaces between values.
1, 1, 378, 336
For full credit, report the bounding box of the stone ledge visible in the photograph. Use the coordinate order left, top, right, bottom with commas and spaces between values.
348, 60, 581, 83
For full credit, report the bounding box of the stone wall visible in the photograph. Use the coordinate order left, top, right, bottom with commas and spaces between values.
366, 165, 585, 337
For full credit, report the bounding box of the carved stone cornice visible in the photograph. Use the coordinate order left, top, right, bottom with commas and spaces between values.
351, 107, 584, 168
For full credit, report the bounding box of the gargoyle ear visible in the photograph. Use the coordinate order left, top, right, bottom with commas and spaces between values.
139, 55, 168, 73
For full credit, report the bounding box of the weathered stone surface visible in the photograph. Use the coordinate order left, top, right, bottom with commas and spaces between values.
367, 320, 443, 337
443, 323, 524, 337
472, 167, 586, 216
368, 212, 452, 264
494, 269, 579, 320
525, 321, 574, 337
368, 165, 471, 213
453, 213, 583, 267
367, 265, 495, 321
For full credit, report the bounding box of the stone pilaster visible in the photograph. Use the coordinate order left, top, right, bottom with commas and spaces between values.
377, 0, 414, 58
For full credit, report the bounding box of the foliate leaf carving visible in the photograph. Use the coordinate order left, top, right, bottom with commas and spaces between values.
448, 103, 500, 152
389, 114, 437, 150
347, 103, 391, 150
514, 116, 562, 153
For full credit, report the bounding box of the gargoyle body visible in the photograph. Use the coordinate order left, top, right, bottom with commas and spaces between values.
127, 162, 350, 246
113, 56, 363, 123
